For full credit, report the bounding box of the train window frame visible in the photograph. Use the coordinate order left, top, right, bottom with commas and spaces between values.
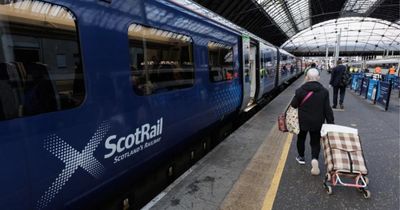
0, 0, 86, 122
127, 23, 195, 96
207, 41, 235, 83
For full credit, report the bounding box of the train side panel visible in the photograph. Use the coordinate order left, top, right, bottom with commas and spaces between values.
0, 0, 243, 209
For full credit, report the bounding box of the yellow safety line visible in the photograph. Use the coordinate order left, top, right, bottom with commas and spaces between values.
262, 133, 293, 210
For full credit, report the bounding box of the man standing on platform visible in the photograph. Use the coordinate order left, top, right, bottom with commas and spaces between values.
329, 59, 349, 109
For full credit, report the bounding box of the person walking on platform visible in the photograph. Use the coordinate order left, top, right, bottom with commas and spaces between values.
291, 68, 334, 175
329, 59, 349, 109
304, 62, 317, 74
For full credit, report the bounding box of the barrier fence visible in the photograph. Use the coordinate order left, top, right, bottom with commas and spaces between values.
350, 74, 397, 111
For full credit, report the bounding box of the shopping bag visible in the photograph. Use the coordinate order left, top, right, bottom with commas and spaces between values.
286, 105, 300, 134
278, 113, 288, 132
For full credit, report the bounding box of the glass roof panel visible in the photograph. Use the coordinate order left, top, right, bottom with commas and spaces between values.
281, 17, 400, 54
257, 0, 296, 37
343, 0, 379, 14
286, 0, 310, 31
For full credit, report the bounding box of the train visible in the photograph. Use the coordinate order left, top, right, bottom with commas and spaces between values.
347, 58, 400, 75
0, 0, 303, 209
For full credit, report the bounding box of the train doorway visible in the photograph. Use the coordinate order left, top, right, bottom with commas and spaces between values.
249, 42, 259, 105
240, 35, 260, 112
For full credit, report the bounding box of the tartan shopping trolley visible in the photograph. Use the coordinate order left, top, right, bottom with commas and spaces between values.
320, 124, 371, 198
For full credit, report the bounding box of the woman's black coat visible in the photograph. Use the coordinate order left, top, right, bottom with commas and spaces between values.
290, 81, 334, 131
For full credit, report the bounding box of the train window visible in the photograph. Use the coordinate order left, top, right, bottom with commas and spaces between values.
0, 0, 85, 121
208, 42, 234, 82
128, 24, 194, 95
264, 51, 274, 78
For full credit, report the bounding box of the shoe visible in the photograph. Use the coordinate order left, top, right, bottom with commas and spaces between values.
311, 159, 320, 175
332, 105, 337, 109
296, 156, 305, 165
340, 104, 344, 109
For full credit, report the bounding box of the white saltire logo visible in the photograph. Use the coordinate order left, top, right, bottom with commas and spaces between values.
37, 121, 111, 209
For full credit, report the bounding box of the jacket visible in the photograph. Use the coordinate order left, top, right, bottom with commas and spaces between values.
329, 64, 347, 87
290, 81, 334, 131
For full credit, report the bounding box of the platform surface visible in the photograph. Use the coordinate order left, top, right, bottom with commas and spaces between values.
143, 71, 400, 210
273, 71, 400, 210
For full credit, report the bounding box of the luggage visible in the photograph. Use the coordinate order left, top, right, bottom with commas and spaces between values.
320, 124, 371, 198
278, 91, 313, 134
277, 113, 288, 132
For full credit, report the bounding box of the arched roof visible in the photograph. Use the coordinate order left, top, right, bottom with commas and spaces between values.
281, 17, 400, 56
193, 0, 400, 50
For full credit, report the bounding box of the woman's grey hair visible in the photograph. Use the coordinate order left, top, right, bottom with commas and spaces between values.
305, 68, 320, 82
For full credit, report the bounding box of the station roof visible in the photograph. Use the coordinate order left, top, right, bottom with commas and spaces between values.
282, 17, 400, 56
193, 0, 400, 55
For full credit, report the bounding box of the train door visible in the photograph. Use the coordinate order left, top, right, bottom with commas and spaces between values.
249, 41, 259, 103
275, 49, 280, 87
240, 36, 259, 112
296, 58, 303, 75
258, 46, 265, 98
240, 35, 251, 112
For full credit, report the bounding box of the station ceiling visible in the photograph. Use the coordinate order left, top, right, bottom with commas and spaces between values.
192, 0, 400, 56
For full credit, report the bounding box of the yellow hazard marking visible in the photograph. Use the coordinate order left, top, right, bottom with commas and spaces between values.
262, 133, 293, 210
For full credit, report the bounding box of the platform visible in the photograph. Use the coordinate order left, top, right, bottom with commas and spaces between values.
143, 71, 400, 210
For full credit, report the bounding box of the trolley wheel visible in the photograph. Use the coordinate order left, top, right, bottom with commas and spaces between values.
325, 185, 333, 195
362, 189, 371, 199
364, 176, 369, 185
325, 173, 331, 182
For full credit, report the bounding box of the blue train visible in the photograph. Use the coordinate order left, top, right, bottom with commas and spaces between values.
0, 0, 303, 209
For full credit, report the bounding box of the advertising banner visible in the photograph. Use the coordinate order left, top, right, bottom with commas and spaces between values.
376, 80, 392, 111
367, 79, 379, 101
351, 74, 362, 92
391, 76, 399, 90
360, 78, 368, 98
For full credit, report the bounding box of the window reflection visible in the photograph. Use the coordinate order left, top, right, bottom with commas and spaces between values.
0, 0, 84, 121
208, 42, 234, 82
128, 24, 194, 95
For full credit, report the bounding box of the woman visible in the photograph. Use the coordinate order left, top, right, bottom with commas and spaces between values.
291, 68, 334, 175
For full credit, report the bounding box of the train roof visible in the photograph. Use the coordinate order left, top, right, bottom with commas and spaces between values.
278, 48, 295, 57
365, 58, 400, 65
165, 0, 277, 49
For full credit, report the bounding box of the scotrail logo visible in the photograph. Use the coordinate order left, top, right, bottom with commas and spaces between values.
37, 118, 164, 209
37, 121, 111, 210
104, 118, 163, 163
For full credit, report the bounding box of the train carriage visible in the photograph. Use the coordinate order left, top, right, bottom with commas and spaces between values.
0, 0, 301, 209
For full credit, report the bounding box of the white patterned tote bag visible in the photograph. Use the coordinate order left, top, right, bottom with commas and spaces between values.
285, 91, 313, 134
286, 106, 299, 134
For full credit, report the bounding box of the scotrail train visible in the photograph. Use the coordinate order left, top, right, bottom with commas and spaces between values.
0, 0, 303, 209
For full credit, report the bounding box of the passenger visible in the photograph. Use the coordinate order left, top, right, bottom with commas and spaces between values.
291, 68, 334, 175
304, 63, 316, 75
374, 66, 382, 74
389, 66, 396, 75
225, 70, 233, 80
329, 59, 349, 109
